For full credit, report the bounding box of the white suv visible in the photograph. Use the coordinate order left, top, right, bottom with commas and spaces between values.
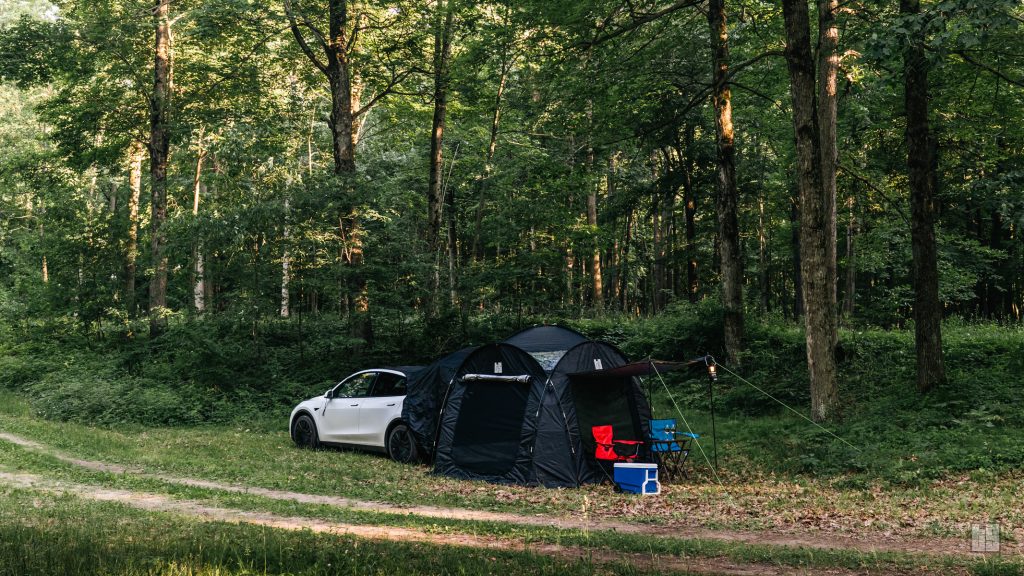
289, 367, 422, 462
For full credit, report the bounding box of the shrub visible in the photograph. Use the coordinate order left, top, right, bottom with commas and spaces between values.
25, 363, 203, 427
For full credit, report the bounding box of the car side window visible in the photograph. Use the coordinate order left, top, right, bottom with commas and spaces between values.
371, 373, 407, 397
335, 372, 376, 398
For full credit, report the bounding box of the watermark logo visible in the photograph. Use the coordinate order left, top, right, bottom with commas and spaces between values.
971, 522, 1000, 553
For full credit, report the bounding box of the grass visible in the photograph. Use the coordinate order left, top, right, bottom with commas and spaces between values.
2, 312, 1024, 574
1, 396, 1023, 576
1, 400, 1023, 573
0, 485, 625, 576
2, 389, 1022, 543
0, 437, 1009, 575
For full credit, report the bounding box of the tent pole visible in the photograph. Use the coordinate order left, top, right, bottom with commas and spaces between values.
706, 357, 719, 471
647, 357, 654, 419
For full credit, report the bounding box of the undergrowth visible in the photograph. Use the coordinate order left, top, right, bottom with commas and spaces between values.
1, 301, 1023, 484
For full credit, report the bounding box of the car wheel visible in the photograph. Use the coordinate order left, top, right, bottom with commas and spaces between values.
386, 423, 418, 463
292, 414, 320, 449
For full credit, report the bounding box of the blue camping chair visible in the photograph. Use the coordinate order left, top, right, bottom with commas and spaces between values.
648, 418, 699, 480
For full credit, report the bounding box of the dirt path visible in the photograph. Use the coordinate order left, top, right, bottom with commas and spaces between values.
0, 470, 953, 576
0, 431, 1006, 567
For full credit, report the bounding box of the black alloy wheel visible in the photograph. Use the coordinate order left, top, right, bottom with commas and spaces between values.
292, 414, 320, 449
386, 423, 419, 463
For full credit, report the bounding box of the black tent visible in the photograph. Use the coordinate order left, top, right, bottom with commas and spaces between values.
550, 341, 652, 485
504, 324, 588, 371
403, 346, 477, 453
429, 326, 653, 487
433, 343, 549, 485
402, 325, 589, 459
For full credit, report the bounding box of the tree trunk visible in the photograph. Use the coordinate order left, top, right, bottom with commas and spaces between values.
148, 0, 171, 337
108, 180, 117, 213
583, 101, 604, 311
284, 0, 372, 340
818, 0, 839, 306
326, 16, 356, 172
192, 136, 207, 314
758, 191, 770, 313
659, 154, 676, 306
427, 1, 453, 251
681, 127, 698, 303
192, 200, 206, 313
651, 191, 662, 314
445, 144, 459, 307
471, 58, 508, 262
988, 211, 1003, 320
709, 0, 744, 364
842, 195, 856, 316
587, 182, 604, 311
604, 154, 619, 305
126, 142, 143, 317
901, 0, 945, 392
281, 197, 291, 318
782, 0, 838, 421
790, 196, 803, 318
564, 247, 575, 309
621, 207, 633, 312
36, 197, 47, 284
428, 1, 454, 310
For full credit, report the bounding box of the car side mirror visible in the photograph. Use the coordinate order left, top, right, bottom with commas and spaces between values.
325, 389, 334, 399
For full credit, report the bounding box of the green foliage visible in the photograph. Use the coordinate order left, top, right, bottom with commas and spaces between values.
689, 321, 1024, 483
3, 0, 1023, 329
972, 560, 1024, 576
4, 296, 1024, 488
28, 369, 204, 427
0, 0, 1022, 496
0, 16, 62, 87
0, 311, 382, 425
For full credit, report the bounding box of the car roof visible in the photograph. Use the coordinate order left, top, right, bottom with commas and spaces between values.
383, 366, 426, 377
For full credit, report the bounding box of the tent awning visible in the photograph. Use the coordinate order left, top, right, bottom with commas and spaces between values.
568, 357, 712, 379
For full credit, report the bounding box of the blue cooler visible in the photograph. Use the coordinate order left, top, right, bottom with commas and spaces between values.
613, 463, 660, 495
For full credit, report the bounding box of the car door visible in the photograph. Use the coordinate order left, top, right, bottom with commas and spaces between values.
320, 372, 376, 443
356, 371, 407, 446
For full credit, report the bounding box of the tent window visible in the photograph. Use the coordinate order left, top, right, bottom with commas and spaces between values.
451, 379, 531, 476
529, 350, 566, 372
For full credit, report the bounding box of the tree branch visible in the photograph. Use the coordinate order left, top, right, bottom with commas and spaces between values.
347, 11, 364, 55
283, 0, 328, 73
838, 164, 910, 225
953, 49, 1024, 89
727, 50, 785, 80
593, 83, 713, 149
354, 68, 418, 118
730, 80, 786, 112
578, 0, 705, 49
191, 26, 291, 101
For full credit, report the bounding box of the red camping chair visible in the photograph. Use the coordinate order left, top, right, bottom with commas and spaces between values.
591, 425, 643, 462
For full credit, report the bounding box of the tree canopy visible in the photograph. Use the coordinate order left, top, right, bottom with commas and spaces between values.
2, 0, 1023, 417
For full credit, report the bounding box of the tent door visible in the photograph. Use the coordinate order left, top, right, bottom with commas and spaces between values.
450, 377, 532, 476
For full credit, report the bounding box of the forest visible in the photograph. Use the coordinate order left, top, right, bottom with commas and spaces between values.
1, 0, 1024, 425
2, 1, 1024, 574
